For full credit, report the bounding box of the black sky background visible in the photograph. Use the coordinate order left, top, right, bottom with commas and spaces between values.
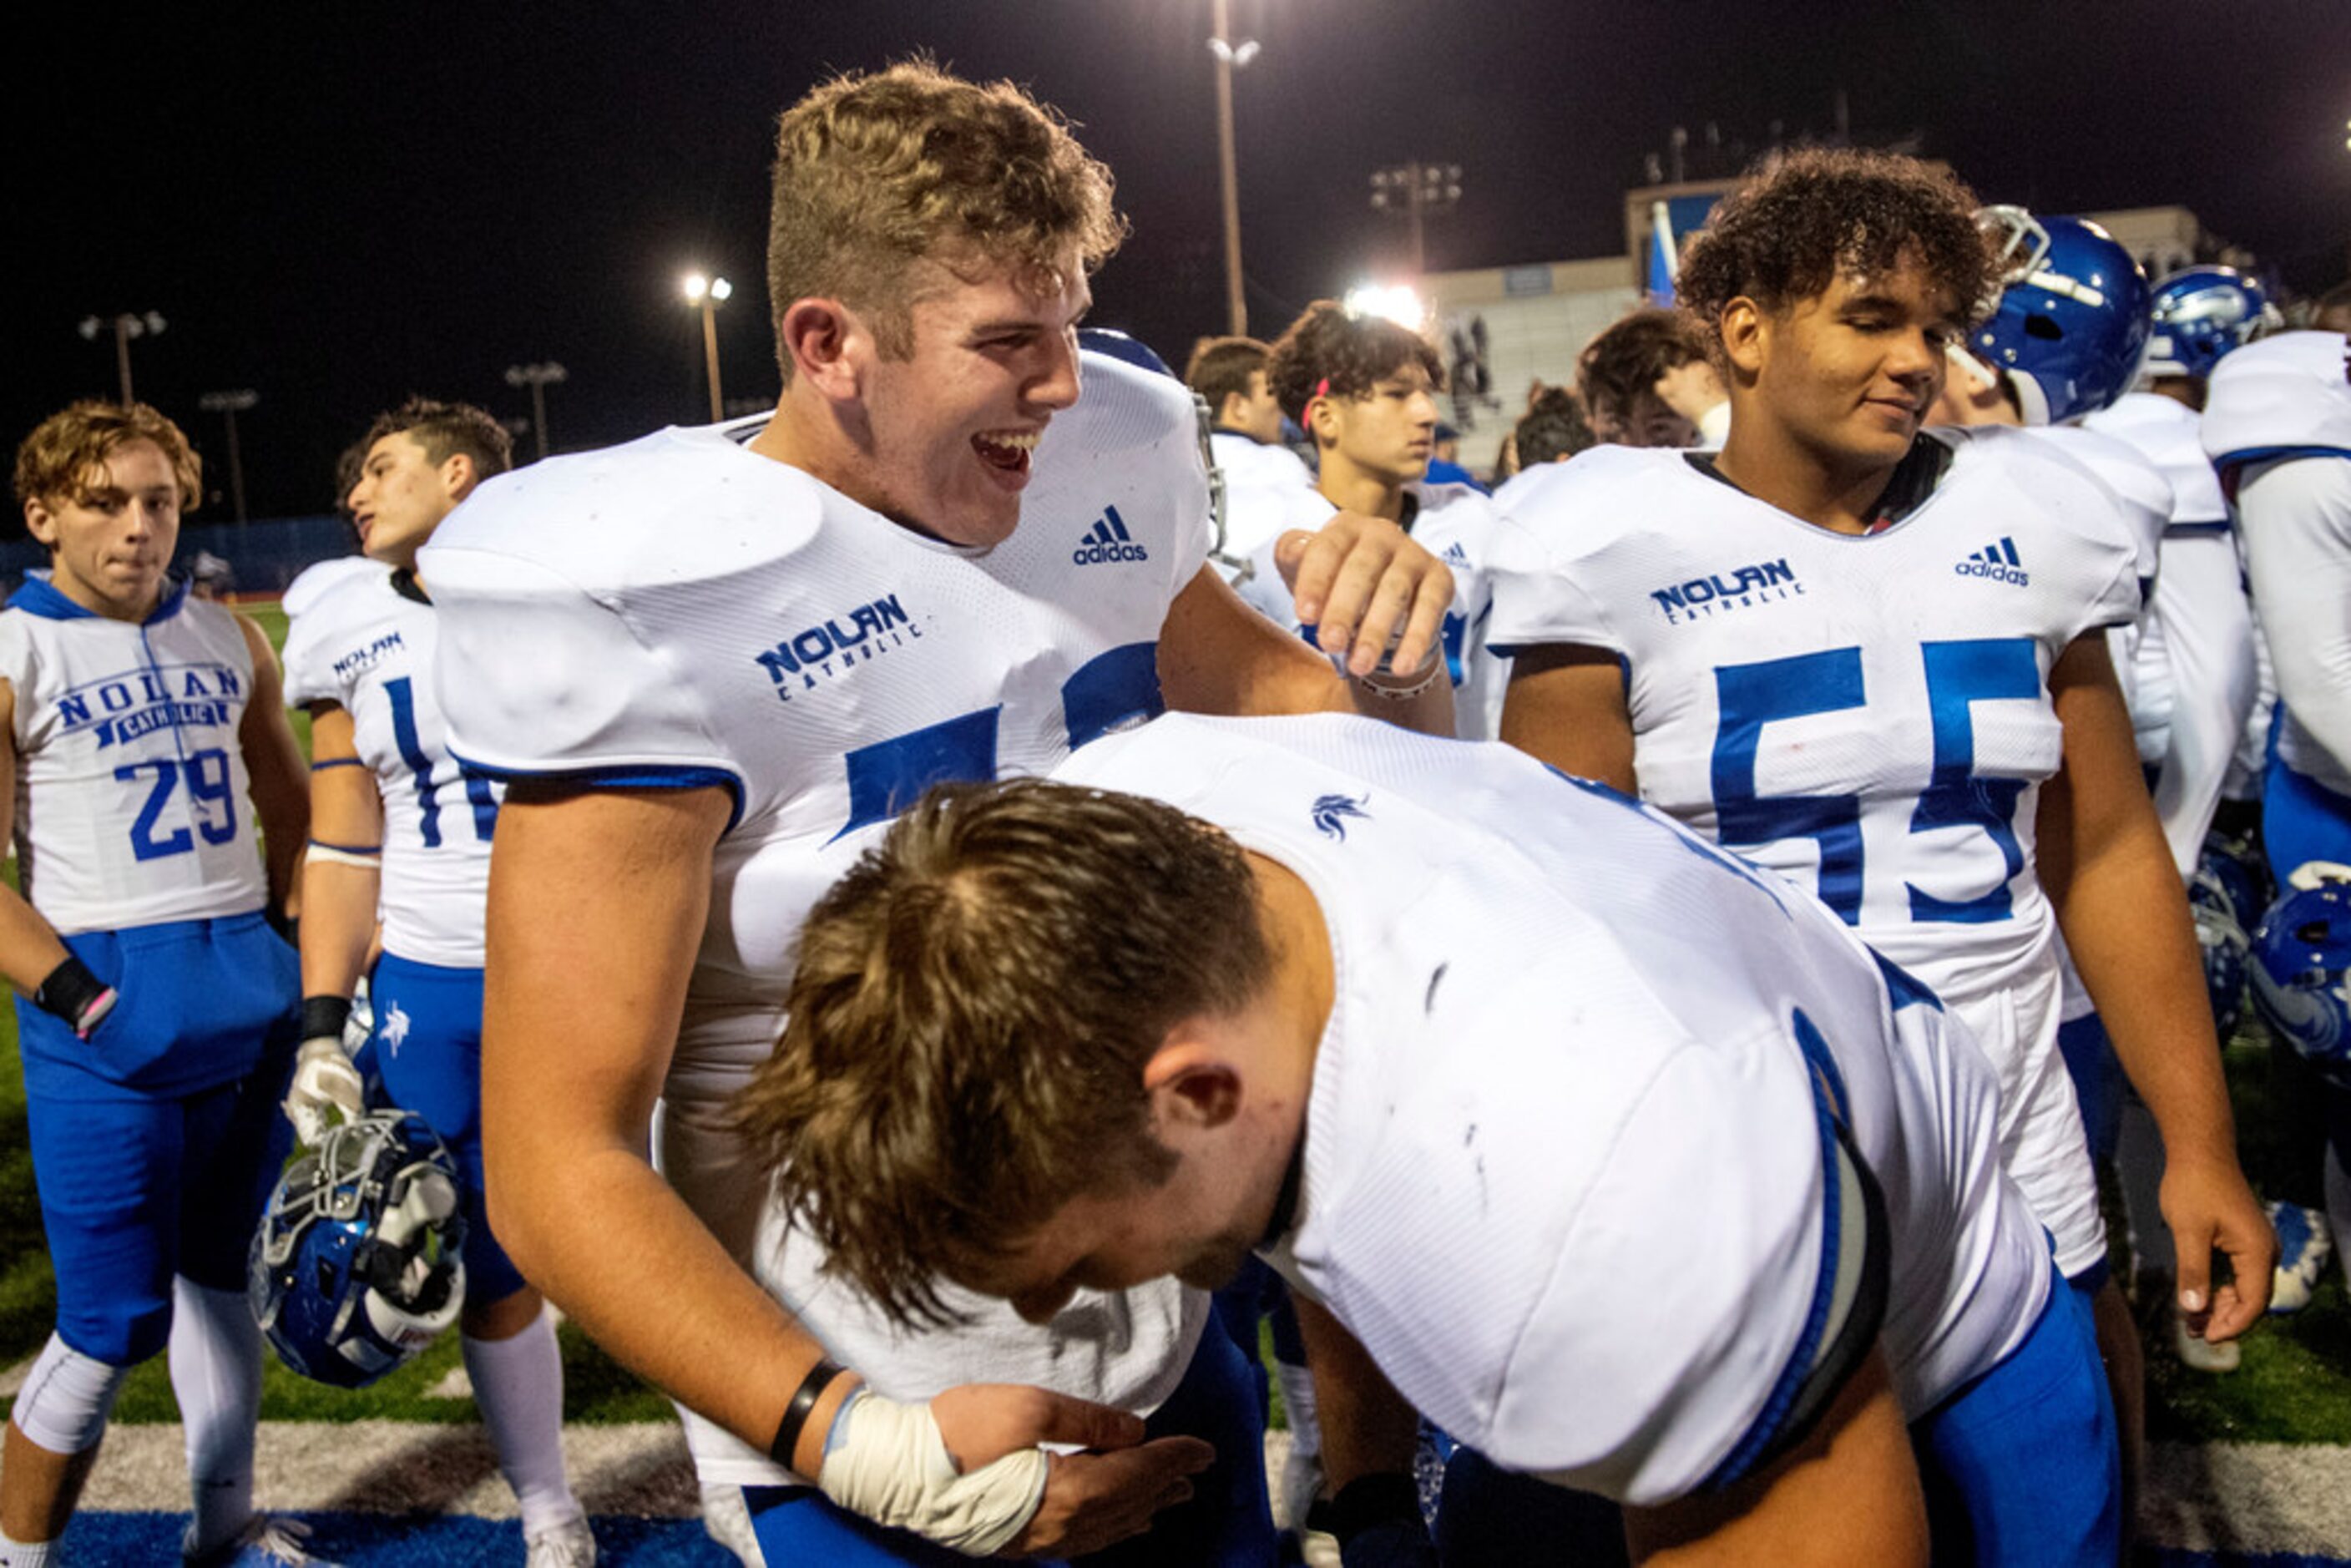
9, 3, 2346, 521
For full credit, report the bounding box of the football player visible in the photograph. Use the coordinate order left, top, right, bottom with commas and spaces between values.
745, 712, 2123, 1565
420, 61, 1455, 1566
1488, 149, 2272, 1416
2202, 322, 2351, 1301
278, 400, 595, 1566
0, 404, 314, 1567
1576, 308, 1727, 449
1235, 300, 1514, 739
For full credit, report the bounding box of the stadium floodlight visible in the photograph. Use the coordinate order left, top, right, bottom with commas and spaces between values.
1343, 284, 1427, 333
1206, 0, 1261, 336
197, 389, 260, 524
503, 362, 569, 462
682, 271, 732, 422
76, 311, 168, 403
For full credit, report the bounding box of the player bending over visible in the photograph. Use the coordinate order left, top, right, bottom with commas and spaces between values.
422, 61, 1456, 1565
0, 404, 313, 1567
744, 712, 2123, 1565
278, 400, 595, 1566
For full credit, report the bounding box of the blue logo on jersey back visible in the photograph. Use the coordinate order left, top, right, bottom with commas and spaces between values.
1312, 793, 1370, 841
752, 594, 921, 702
1649, 559, 1803, 625
1073, 506, 1150, 566
1954, 537, 2030, 585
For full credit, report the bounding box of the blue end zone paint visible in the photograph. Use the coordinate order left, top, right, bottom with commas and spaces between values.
63, 1513, 737, 1565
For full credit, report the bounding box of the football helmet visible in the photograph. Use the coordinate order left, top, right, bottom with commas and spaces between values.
2146, 266, 2281, 382
2187, 867, 2252, 1039
1076, 327, 1176, 379
249, 1110, 467, 1388
2249, 883, 2351, 1089
1971, 207, 2152, 425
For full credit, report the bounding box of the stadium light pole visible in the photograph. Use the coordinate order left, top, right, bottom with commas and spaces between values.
1206, 1, 1261, 336
196, 389, 258, 524
503, 362, 569, 461
683, 273, 733, 423
78, 311, 167, 404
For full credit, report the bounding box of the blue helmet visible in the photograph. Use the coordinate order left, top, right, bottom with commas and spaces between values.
1076, 328, 1176, 379
2187, 868, 2252, 1039
2198, 829, 2272, 936
2145, 266, 2280, 381
1971, 207, 2153, 425
2249, 883, 2351, 1089
249, 1110, 468, 1388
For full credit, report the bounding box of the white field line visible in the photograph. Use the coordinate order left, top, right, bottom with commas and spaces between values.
48, 1424, 2351, 1554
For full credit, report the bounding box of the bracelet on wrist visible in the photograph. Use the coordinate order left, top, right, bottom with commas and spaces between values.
301, 994, 354, 1043
771, 1358, 848, 1470
1327, 1471, 1423, 1545
33, 956, 114, 1036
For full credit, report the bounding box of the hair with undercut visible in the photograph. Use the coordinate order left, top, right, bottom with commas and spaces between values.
1185, 336, 1271, 419
766, 61, 1126, 387
1576, 309, 1708, 430
1512, 385, 1596, 468
361, 398, 512, 481
736, 777, 1275, 1327
1266, 301, 1446, 427
1676, 147, 2002, 362
13, 402, 202, 518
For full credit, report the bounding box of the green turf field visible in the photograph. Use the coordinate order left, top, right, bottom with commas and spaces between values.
0, 598, 2345, 1441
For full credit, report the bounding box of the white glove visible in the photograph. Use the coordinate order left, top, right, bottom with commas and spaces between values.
284, 1035, 366, 1146
817, 1389, 1049, 1557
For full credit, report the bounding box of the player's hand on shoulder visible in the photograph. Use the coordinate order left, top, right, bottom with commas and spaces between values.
1276, 511, 1454, 680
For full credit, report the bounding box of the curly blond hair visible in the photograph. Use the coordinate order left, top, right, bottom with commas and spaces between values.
14, 402, 201, 516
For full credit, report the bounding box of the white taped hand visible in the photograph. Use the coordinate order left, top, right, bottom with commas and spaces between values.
283, 1035, 366, 1146
818, 1388, 1050, 1557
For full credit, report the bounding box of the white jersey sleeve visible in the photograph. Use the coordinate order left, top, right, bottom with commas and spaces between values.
283, 566, 498, 966
2236, 457, 2351, 797
2201, 331, 2351, 476
2147, 529, 2258, 872
2084, 392, 2230, 529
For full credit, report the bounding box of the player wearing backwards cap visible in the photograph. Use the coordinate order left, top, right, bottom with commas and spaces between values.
0, 403, 313, 1567
1235, 300, 1514, 740
741, 711, 2121, 1565
421, 61, 1455, 1566
2202, 323, 2351, 1308
1488, 149, 2269, 1430
279, 399, 595, 1566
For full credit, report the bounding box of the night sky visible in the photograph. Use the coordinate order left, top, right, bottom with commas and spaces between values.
11, 3, 2345, 521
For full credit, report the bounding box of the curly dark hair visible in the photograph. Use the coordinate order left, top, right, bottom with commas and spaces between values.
1512, 386, 1596, 468
360, 397, 512, 480
1266, 300, 1445, 426
1676, 147, 2001, 359
1576, 309, 1708, 429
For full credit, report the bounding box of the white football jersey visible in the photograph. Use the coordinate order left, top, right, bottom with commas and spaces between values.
281, 562, 499, 968
0, 579, 267, 934
2203, 332, 2351, 799
2024, 423, 2172, 770
422, 352, 1212, 1483
1488, 432, 2137, 1277
1237, 482, 1514, 740
1056, 713, 2050, 1504
1210, 430, 1318, 564
2084, 393, 2257, 870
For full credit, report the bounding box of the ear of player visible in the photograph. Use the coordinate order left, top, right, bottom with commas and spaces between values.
248, 1110, 470, 1388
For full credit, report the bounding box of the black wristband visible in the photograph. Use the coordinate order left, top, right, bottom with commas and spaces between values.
769, 1358, 847, 1469
1328, 1472, 1422, 1545
301, 994, 354, 1042
33, 956, 109, 1028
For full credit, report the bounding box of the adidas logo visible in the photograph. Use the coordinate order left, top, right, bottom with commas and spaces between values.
1442, 541, 1471, 568
1954, 536, 2030, 586
1072, 505, 1150, 566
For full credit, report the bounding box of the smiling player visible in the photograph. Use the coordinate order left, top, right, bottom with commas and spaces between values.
422, 61, 1455, 1565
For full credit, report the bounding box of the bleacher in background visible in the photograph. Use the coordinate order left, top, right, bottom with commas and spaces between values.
0, 514, 354, 599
